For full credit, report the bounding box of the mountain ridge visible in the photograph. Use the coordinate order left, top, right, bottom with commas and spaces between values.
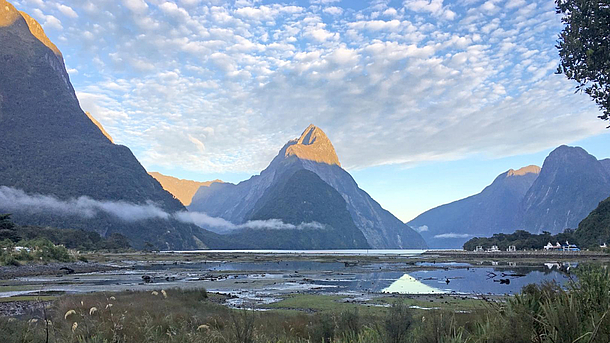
521, 146, 610, 233
409, 145, 610, 248
190, 125, 427, 249
149, 172, 222, 206
408, 164, 540, 248
0, 1, 204, 249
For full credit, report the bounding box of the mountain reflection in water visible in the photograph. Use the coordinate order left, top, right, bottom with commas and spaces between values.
382, 274, 446, 294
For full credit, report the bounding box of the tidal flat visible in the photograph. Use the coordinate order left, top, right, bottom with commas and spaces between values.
2, 249, 608, 316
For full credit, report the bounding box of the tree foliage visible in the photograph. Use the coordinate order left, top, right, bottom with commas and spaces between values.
463, 229, 579, 251
576, 195, 610, 247
556, 0, 610, 124
0, 214, 19, 242
0, 214, 130, 251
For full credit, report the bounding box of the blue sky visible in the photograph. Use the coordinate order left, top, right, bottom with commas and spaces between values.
12, 0, 609, 221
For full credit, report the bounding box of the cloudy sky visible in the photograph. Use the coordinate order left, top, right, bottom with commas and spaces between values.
12, 0, 609, 221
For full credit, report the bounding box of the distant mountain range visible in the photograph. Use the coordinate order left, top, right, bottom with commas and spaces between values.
0, 1, 203, 249
189, 125, 427, 249
409, 146, 610, 248
149, 172, 222, 206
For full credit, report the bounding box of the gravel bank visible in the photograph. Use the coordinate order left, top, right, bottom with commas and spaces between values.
0, 262, 119, 279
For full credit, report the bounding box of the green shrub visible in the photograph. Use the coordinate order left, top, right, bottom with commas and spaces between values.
1, 254, 20, 266
384, 302, 413, 343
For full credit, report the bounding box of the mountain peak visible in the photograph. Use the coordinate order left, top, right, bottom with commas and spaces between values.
550, 145, 587, 157
19, 10, 63, 59
1, 1, 62, 60
507, 165, 541, 177
0, 0, 20, 27
285, 125, 341, 166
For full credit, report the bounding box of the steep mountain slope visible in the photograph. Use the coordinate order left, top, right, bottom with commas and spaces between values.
198, 169, 370, 249
85, 112, 114, 143
601, 159, 610, 175
575, 196, 610, 247
521, 146, 610, 234
149, 172, 222, 206
408, 166, 541, 248
0, 2, 202, 249
190, 125, 427, 249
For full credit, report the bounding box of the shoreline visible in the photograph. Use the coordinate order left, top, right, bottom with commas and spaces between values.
0, 261, 119, 280
422, 250, 610, 259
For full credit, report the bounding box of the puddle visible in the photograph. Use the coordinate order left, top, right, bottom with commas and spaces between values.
1, 259, 575, 306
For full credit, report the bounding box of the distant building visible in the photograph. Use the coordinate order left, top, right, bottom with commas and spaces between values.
545, 241, 580, 251
562, 241, 580, 252
474, 246, 484, 252
507, 245, 516, 252
544, 242, 562, 251
487, 245, 500, 252
13, 246, 31, 252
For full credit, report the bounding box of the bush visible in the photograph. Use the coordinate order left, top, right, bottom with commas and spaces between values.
230, 309, 256, 343
338, 308, 360, 337
1, 254, 20, 266
384, 302, 413, 343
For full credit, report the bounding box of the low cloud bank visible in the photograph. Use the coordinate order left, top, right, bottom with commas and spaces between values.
0, 186, 169, 222
433, 233, 471, 239
175, 211, 326, 233
414, 225, 428, 233
0, 186, 325, 233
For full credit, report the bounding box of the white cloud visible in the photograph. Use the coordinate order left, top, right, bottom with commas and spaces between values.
415, 225, 429, 232
188, 134, 206, 153
0, 186, 325, 232
404, 0, 456, 20
13, 0, 603, 175
122, 0, 148, 14
323, 6, 343, 16
32, 8, 63, 30
434, 233, 471, 239
56, 4, 77, 18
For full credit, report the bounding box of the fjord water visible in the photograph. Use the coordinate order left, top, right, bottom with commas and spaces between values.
171, 249, 428, 256
2, 250, 575, 305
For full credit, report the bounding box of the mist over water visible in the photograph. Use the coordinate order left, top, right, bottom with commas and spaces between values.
0, 186, 324, 232
0, 186, 169, 221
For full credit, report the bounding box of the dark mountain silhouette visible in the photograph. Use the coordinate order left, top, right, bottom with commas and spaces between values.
196, 169, 370, 249
521, 146, 610, 234
0, 1, 204, 249
410, 146, 610, 248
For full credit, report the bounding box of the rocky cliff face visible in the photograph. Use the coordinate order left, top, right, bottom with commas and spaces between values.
410, 145, 610, 248
601, 159, 610, 176
409, 166, 541, 248
190, 125, 427, 249
0, 1, 203, 249
149, 172, 222, 206
285, 124, 342, 166
521, 146, 610, 233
